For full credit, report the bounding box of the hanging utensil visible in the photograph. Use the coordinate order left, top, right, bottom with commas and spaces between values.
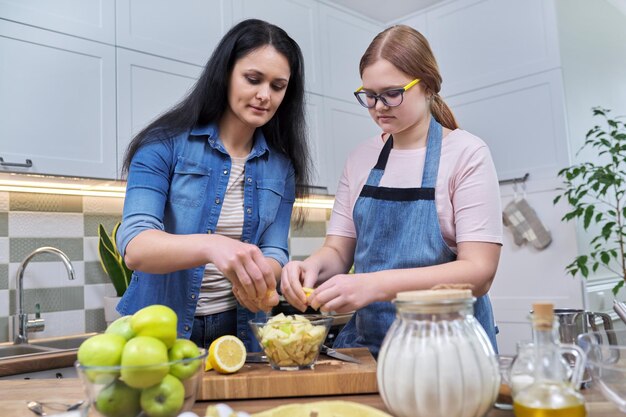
613, 300, 626, 325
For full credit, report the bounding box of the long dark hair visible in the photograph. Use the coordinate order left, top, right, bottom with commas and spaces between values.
122, 19, 311, 215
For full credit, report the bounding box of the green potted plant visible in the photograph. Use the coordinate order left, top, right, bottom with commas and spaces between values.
99, 222, 133, 324
554, 107, 626, 295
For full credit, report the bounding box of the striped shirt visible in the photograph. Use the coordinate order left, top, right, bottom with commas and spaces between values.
196, 156, 246, 316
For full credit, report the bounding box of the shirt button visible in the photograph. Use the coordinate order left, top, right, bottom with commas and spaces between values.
246, 207, 252, 214
191, 294, 196, 299
184, 325, 190, 331
243, 239, 250, 243
223, 169, 228, 175
215, 197, 221, 204
246, 177, 252, 183
239, 331, 246, 338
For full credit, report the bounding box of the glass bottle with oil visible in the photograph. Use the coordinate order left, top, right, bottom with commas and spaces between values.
513, 303, 587, 417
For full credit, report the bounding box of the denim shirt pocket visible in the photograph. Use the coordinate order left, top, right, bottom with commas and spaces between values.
256, 178, 285, 224
168, 156, 212, 207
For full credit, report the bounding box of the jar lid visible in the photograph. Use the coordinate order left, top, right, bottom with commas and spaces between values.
396, 289, 473, 302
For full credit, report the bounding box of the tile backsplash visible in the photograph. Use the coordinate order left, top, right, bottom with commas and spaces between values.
0, 191, 329, 342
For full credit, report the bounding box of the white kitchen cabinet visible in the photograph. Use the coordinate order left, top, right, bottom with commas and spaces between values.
116, 49, 202, 176
320, 97, 380, 194
446, 69, 569, 182
304, 93, 327, 188
116, 0, 232, 66
426, 0, 560, 97
232, 0, 324, 95
0, 20, 117, 179
0, 0, 115, 44
318, 3, 382, 103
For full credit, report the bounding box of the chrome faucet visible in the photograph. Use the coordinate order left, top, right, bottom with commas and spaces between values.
13, 247, 76, 344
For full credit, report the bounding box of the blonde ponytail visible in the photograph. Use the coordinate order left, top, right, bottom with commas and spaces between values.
430, 94, 458, 130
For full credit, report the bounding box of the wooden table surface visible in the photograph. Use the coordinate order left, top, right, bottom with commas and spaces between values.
0, 378, 623, 417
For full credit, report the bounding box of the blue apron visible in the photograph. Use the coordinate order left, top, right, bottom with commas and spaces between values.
333, 117, 497, 358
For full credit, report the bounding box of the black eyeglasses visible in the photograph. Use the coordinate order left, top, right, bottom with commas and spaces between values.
354, 79, 421, 109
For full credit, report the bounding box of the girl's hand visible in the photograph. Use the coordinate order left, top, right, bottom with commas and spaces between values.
308, 273, 381, 313
280, 261, 319, 312
208, 235, 276, 299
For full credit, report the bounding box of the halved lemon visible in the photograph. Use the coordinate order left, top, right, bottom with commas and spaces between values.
302, 287, 314, 298
206, 335, 247, 374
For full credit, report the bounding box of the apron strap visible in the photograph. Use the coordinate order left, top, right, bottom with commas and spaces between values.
421, 117, 443, 188
373, 135, 394, 170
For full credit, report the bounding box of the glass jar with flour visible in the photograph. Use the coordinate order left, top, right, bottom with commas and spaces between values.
377, 288, 500, 417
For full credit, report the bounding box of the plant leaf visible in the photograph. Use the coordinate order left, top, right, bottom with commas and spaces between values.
583, 205, 594, 229
98, 224, 116, 254
98, 242, 127, 297
600, 251, 611, 264
98, 222, 132, 296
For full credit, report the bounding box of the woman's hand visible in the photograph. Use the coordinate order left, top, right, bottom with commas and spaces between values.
280, 260, 320, 312
207, 235, 276, 300
308, 273, 381, 313
233, 286, 279, 313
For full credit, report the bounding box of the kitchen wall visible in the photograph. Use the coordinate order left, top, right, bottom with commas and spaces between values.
555, 0, 626, 306
0, 0, 382, 193
396, 0, 626, 354
1, 0, 381, 343
0, 191, 330, 343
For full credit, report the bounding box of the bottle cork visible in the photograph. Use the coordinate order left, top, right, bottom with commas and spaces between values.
532, 302, 554, 330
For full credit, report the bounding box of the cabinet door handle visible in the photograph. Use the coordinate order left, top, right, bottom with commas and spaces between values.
0, 157, 33, 168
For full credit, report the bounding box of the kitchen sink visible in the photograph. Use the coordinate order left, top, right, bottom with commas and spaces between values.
0, 344, 53, 359
30, 334, 93, 350
0, 333, 97, 360
0, 334, 97, 379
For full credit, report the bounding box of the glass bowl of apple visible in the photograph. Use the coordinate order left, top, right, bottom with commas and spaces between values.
75, 305, 207, 417
249, 313, 333, 371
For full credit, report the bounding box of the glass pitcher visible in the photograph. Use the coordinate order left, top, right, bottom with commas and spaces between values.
377, 289, 499, 417
509, 340, 578, 396
512, 303, 586, 417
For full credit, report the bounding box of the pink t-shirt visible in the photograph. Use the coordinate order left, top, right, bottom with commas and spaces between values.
327, 129, 503, 250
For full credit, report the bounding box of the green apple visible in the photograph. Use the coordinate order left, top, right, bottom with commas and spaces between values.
121, 336, 170, 389
77, 333, 126, 383
105, 315, 135, 341
168, 339, 201, 380
140, 374, 185, 417
95, 380, 141, 417
78, 333, 126, 366
131, 305, 178, 348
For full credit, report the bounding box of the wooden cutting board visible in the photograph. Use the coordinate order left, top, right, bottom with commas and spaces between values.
199, 348, 378, 400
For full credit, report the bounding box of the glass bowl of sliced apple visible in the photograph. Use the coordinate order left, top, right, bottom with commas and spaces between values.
249, 313, 333, 371
75, 305, 207, 417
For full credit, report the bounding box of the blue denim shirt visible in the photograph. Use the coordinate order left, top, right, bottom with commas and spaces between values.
116, 123, 295, 351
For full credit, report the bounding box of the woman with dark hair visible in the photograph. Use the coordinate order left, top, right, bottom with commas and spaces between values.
281, 25, 502, 357
116, 19, 311, 351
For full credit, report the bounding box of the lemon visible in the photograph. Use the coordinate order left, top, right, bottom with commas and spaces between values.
302, 287, 314, 297
206, 335, 246, 374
